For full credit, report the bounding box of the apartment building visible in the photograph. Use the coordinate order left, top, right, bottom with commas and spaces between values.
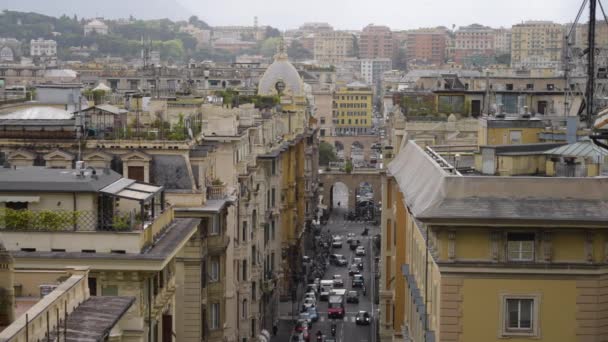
511, 21, 564, 69
574, 21, 608, 49
405, 28, 449, 66
359, 24, 394, 60
454, 24, 495, 66
494, 27, 512, 55
333, 81, 373, 135
314, 31, 356, 66
29, 38, 57, 57
379, 130, 608, 342
361, 58, 393, 88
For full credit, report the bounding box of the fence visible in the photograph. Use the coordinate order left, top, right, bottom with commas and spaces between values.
0, 209, 142, 232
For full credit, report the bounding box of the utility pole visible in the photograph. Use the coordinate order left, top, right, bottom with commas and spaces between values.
587, 0, 597, 127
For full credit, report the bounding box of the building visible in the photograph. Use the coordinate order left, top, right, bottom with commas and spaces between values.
511, 21, 564, 69
494, 27, 512, 55
179, 24, 212, 47
29, 38, 57, 57
0, 166, 201, 341
333, 81, 373, 135
574, 21, 608, 49
212, 25, 266, 42
379, 135, 608, 342
405, 28, 449, 67
0, 39, 21, 63
454, 24, 495, 66
84, 19, 109, 36
314, 31, 356, 66
359, 24, 394, 60
361, 58, 393, 88
0, 265, 135, 341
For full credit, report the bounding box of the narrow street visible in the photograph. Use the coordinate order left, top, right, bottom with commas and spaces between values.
273, 207, 380, 342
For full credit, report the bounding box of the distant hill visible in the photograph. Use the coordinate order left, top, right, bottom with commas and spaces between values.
1, 0, 192, 21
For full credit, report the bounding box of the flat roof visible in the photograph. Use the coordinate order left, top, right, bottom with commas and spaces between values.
0, 167, 122, 193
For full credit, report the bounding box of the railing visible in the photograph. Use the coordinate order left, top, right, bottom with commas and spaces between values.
0, 267, 89, 342
207, 184, 227, 200
0, 209, 143, 232
142, 207, 174, 249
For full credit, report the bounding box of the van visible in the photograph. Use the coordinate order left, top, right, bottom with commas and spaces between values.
320, 280, 334, 301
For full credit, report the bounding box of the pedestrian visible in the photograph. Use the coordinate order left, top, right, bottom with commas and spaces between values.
273, 320, 278, 336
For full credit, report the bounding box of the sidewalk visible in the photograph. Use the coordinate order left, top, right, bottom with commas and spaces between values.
270, 318, 295, 342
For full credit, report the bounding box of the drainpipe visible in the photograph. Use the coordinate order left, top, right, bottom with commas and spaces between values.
424, 225, 429, 341
73, 193, 77, 231
149, 277, 153, 342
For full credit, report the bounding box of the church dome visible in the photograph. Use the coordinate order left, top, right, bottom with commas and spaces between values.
258, 47, 304, 97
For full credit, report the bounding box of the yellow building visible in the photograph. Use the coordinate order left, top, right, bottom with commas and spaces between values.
380, 138, 608, 342
0, 167, 199, 342
478, 116, 544, 146
511, 21, 564, 69
333, 81, 373, 135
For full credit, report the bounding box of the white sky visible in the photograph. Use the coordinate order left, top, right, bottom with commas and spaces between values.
179, 0, 586, 30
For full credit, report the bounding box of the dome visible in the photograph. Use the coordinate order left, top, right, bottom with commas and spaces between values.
258, 48, 304, 97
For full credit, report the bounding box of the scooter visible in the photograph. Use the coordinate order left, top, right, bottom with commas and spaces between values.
331, 323, 337, 337
362, 228, 369, 236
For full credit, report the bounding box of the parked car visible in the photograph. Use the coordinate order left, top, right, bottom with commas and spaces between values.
296, 318, 311, 332
332, 274, 344, 287
353, 257, 363, 270
348, 264, 360, 276
306, 284, 319, 295
355, 246, 366, 256
304, 292, 316, 301
302, 297, 316, 311
332, 237, 343, 248
355, 311, 371, 325
329, 254, 338, 264
302, 255, 312, 266
349, 240, 360, 251
346, 290, 359, 304
352, 274, 364, 288
335, 254, 347, 266
306, 306, 319, 322
346, 233, 355, 243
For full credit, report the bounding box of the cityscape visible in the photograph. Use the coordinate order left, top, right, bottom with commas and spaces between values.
0, 1, 607, 342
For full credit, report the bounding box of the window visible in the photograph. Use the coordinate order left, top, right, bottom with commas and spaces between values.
526, 83, 534, 90
320, 117, 326, 124
506, 84, 514, 90
6, 201, 28, 210
271, 188, 276, 207
507, 233, 535, 261
210, 216, 220, 235
509, 130, 522, 144
210, 303, 220, 330
209, 257, 220, 282
271, 161, 276, 175
252, 281, 256, 301
101, 285, 118, 296
242, 259, 247, 280
501, 295, 539, 337
271, 252, 275, 272
271, 220, 276, 240
242, 299, 248, 318
242, 221, 247, 242
320, 129, 326, 137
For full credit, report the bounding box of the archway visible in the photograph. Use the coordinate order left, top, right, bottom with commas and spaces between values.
331, 182, 349, 209
356, 181, 376, 219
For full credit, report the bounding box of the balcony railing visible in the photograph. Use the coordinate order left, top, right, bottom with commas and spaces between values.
207, 184, 227, 200
0, 208, 145, 232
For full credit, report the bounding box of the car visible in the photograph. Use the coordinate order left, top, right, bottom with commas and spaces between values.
306, 284, 319, 294
304, 292, 316, 301
329, 254, 338, 264
353, 257, 363, 270
348, 264, 360, 276
355, 246, 366, 256
306, 307, 319, 322
324, 339, 336, 342
302, 255, 312, 266
332, 274, 344, 287
352, 274, 364, 288
349, 240, 360, 251
302, 297, 316, 311
335, 254, 347, 266
346, 290, 359, 303
355, 311, 371, 325
298, 312, 313, 326
332, 237, 343, 248
346, 233, 355, 243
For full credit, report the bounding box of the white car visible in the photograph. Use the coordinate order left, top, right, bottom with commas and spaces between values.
332, 274, 344, 287
332, 237, 343, 248
346, 233, 355, 243
304, 292, 316, 301
356, 246, 366, 256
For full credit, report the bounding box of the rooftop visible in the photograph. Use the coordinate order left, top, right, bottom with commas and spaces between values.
0, 167, 121, 193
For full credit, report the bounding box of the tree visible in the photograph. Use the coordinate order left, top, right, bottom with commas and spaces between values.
259, 37, 281, 57
265, 26, 281, 38
319, 142, 338, 166
287, 40, 312, 60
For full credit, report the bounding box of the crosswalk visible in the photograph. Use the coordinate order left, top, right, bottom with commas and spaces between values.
316, 311, 363, 323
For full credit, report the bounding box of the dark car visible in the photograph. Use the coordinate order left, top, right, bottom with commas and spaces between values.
353, 257, 363, 270
329, 254, 338, 264
335, 254, 347, 266
346, 290, 359, 304
349, 240, 360, 251
352, 274, 364, 288
355, 311, 371, 325
348, 264, 360, 276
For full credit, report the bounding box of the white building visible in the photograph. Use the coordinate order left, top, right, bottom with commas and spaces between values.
30, 38, 57, 57
84, 19, 109, 36
360, 58, 392, 86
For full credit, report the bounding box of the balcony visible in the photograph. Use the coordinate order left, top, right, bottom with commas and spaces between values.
207, 184, 227, 200
207, 234, 230, 255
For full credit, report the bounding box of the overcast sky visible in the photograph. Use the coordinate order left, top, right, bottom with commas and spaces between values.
179, 0, 585, 30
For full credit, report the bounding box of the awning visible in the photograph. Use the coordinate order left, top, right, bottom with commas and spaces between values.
100, 180, 163, 202
0, 196, 40, 203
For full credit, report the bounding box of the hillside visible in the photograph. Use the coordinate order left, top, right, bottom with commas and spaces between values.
1, 0, 192, 21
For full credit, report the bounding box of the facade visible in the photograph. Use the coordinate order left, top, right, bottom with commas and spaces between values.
361, 58, 393, 89
406, 28, 449, 66
30, 38, 57, 57
212, 26, 266, 42
314, 31, 356, 66
0, 39, 21, 63
494, 27, 512, 55
454, 24, 495, 66
379, 136, 608, 342
511, 21, 564, 69
333, 81, 373, 135
84, 19, 109, 35
359, 24, 394, 60
574, 21, 608, 49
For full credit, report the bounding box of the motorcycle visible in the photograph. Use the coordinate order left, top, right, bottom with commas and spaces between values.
362, 228, 369, 236
331, 323, 337, 337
